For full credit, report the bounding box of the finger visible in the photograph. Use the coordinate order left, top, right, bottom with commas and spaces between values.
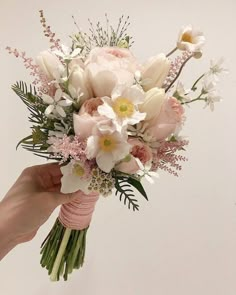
26, 163, 63, 189
51, 191, 80, 207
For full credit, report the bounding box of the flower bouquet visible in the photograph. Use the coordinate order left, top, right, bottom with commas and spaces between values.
7, 10, 225, 281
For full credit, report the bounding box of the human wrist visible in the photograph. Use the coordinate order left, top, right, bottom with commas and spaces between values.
0, 200, 17, 260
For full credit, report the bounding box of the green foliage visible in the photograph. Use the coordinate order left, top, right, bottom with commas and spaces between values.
12, 81, 56, 159
115, 177, 139, 211
71, 15, 134, 57
12, 81, 46, 124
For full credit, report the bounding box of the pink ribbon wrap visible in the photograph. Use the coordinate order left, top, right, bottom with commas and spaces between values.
59, 191, 99, 230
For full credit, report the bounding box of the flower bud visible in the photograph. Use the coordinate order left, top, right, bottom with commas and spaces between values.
141, 53, 171, 91
139, 87, 165, 121
36, 50, 63, 81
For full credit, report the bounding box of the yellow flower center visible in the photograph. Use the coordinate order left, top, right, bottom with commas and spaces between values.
99, 135, 116, 152
113, 97, 134, 118
73, 164, 85, 176
181, 32, 193, 43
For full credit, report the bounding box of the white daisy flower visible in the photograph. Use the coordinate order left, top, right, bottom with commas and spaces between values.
86, 120, 130, 173
98, 85, 146, 129
42, 88, 72, 117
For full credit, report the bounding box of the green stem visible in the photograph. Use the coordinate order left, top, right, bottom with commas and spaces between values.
166, 47, 177, 57
182, 97, 206, 105
68, 230, 85, 273
166, 54, 193, 92
191, 73, 205, 91
50, 228, 72, 282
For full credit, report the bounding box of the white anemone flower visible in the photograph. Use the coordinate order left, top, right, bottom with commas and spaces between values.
98, 85, 146, 128
136, 158, 159, 183
60, 161, 91, 194
42, 88, 72, 117
177, 25, 205, 52
86, 120, 131, 173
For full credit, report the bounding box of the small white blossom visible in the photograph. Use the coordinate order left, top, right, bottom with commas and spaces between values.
206, 57, 228, 81
202, 79, 217, 93
176, 81, 192, 102
54, 44, 82, 61
204, 91, 222, 111
42, 88, 72, 117
136, 158, 159, 183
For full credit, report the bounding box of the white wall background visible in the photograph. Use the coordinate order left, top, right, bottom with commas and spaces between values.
0, 0, 236, 294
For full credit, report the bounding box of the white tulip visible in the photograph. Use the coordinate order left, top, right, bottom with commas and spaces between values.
139, 87, 165, 121
69, 65, 93, 103
36, 50, 64, 81
141, 53, 171, 91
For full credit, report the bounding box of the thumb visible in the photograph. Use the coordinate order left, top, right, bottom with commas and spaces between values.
51, 191, 80, 207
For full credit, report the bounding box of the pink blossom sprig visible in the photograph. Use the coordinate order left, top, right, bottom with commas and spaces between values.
6, 46, 50, 94
6, 47, 40, 82
163, 51, 192, 91
152, 140, 189, 176
39, 10, 62, 51
48, 135, 87, 163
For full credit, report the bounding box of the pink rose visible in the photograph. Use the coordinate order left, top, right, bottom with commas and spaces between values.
129, 138, 153, 164
148, 97, 184, 141
73, 113, 104, 140
116, 138, 152, 174
79, 97, 103, 116
85, 47, 139, 97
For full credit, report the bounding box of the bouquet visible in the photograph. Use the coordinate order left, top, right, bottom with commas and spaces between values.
7, 10, 226, 281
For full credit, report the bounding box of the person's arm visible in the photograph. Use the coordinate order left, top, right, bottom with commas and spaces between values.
0, 203, 16, 260
0, 163, 77, 260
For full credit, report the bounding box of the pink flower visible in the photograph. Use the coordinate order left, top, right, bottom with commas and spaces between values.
129, 138, 153, 164
73, 113, 104, 141
147, 97, 184, 141
85, 47, 139, 97
79, 97, 103, 116
115, 138, 152, 174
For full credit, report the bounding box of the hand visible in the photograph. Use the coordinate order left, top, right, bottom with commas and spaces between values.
0, 163, 78, 259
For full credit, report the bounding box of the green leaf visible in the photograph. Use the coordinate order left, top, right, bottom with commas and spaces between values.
16, 135, 33, 150
115, 177, 139, 211
126, 177, 148, 201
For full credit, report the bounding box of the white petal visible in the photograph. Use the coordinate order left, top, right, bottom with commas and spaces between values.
86, 136, 99, 159
58, 99, 72, 107
98, 103, 116, 119
45, 105, 55, 116
54, 89, 63, 102
96, 151, 115, 173
42, 94, 54, 104
56, 105, 66, 117
148, 171, 160, 178
60, 164, 90, 194
71, 48, 82, 58
145, 174, 154, 183
136, 158, 144, 170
